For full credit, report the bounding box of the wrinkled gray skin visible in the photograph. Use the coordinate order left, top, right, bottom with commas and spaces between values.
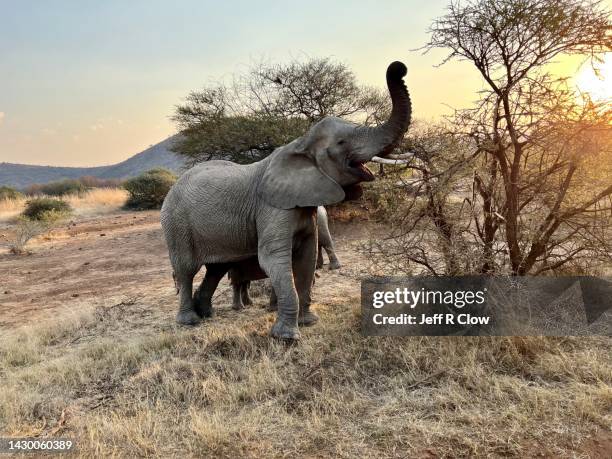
228, 206, 339, 311
161, 61, 411, 339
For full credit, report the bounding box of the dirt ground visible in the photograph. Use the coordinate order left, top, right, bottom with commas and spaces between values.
0, 211, 369, 329
0, 211, 171, 328
0, 210, 610, 458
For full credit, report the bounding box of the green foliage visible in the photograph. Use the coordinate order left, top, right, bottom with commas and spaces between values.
172, 57, 389, 165
123, 169, 177, 210
0, 186, 22, 201
27, 179, 86, 197
22, 198, 72, 221
175, 115, 308, 165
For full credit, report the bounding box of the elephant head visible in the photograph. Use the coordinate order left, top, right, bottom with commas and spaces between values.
259, 61, 412, 209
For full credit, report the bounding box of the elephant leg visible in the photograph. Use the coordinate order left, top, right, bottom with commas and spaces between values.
241, 281, 253, 306
259, 243, 300, 340
175, 267, 200, 326
294, 233, 319, 327
194, 263, 229, 318
267, 287, 278, 312
324, 244, 341, 270
316, 244, 324, 269
231, 280, 244, 311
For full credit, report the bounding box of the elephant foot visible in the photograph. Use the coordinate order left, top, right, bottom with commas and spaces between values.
176, 309, 202, 326
270, 319, 300, 340
231, 302, 244, 311
328, 261, 342, 270
243, 297, 253, 306
316, 260, 324, 270
298, 310, 319, 326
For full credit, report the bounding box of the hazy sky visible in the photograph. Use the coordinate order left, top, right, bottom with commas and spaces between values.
0, 0, 603, 167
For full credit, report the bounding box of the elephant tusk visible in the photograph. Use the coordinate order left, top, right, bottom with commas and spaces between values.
370, 156, 413, 165
386, 151, 416, 160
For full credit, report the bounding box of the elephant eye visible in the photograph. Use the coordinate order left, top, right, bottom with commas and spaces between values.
337, 140, 346, 146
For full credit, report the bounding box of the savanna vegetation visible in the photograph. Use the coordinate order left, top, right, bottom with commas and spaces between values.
172, 57, 392, 165
173, 1, 612, 276
0, 286, 609, 457
0, 186, 22, 201
24, 176, 124, 197
123, 168, 177, 210
1, 0, 610, 457
5, 198, 72, 254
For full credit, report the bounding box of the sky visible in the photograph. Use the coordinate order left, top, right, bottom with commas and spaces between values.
0, 0, 606, 167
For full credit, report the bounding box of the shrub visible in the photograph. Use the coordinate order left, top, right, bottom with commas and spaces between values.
0, 186, 23, 201
9, 210, 68, 254
26, 179, 86, 197
123, 169, 177, 210
22, 198, 72, 220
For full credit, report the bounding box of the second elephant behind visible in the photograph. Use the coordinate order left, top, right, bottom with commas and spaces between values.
228, 206, 340, 311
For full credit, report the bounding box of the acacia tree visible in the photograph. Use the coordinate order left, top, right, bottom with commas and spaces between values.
414, 0, 612, 275
172, 57, 389, 165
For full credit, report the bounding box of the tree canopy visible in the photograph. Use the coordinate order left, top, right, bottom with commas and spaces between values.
171, 58, 389, 165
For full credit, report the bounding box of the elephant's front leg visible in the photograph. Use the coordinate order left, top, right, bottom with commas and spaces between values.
294, 233, 319, 326
258, 241, 300, 340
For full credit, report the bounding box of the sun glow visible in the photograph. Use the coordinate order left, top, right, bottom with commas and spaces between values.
575, 53, 612, 103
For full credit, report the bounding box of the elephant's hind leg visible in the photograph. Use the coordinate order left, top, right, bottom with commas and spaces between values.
324, 245, 342, 270
241, 281, 253, 306
316, 245, 324, 269
231, 280, 244, 310
294, 233, 319, 326
194, 263, 229, 317
175, 268, 200, 326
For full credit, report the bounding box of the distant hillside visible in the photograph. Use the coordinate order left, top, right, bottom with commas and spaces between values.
0, 135, 188, 189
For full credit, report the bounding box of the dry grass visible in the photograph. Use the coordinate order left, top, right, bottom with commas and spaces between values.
0, 188, 128, 223
0, 197, 25, 222
64, 188, 128, 216
0, 291, 609, 458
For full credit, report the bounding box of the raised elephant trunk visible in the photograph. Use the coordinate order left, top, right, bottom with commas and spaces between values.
351, 61, 412, 161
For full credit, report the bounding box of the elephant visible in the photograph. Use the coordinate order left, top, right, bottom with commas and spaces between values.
315, 206, 341, 270
184, 211, 336, 314
227, 256, 273, 311
228, 206, 340, 311
161, 61, 412, 339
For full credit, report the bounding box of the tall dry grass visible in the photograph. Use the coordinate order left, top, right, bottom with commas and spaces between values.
63, 188, 128, 216
0, 289, 609, 457
0, 197, 25, 222
0, 188, 128, 222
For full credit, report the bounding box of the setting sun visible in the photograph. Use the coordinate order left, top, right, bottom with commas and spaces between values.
576, 52, 612, 102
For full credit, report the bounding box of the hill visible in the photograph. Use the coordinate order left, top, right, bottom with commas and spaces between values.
0, 135, 187, 189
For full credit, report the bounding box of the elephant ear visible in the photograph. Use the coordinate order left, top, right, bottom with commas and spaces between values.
259, 149, 345, 209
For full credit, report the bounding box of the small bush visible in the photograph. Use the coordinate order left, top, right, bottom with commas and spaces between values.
124, 169, 177, 210
0, 186, 23, 201
27, 179, 86, 197
9, 210, 68, 254
22, 198, 72, 220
